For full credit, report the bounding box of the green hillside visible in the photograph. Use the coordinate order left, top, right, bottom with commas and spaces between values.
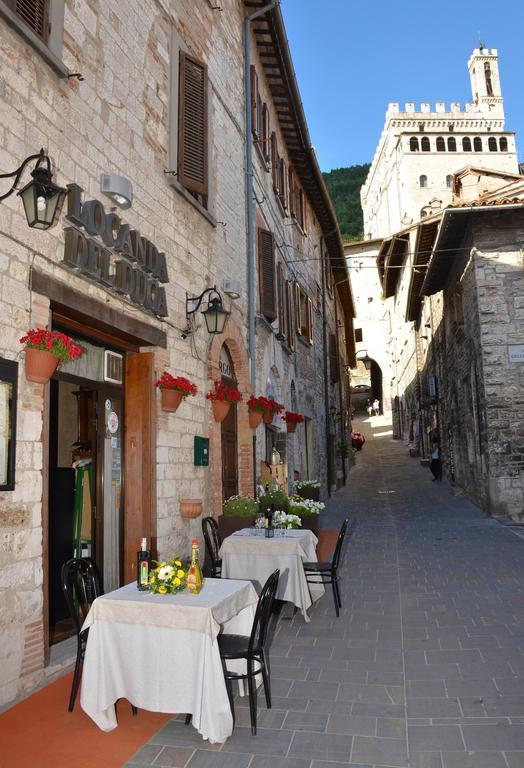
322, 164, 370, 242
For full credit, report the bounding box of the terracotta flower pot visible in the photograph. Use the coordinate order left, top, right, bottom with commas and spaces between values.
212, 400, 231, 422
180, 500, 203, 519
249, 410, 263, 429
286, 421, 297, 433
263, 410, 274, 424
24, 348, 59, 384
161, 388, 184, 413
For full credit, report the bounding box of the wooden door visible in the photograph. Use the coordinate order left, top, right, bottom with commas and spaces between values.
221, 401, 238, 502
124, 352, 156, 583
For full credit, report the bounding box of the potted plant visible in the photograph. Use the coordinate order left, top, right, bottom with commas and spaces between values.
282, 410, 304, 433
20, 328, 83, 384
289, 496, 324, 534
247, 395, 266, 429
156, 372, 197, 413
206, 380, 242, 422
258, 487, 289, 515
219, 494, 259, 538
261, 397, 283, 424
294, 479, 321, 502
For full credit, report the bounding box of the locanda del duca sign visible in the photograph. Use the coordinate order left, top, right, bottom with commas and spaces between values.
62, 184, 168, 317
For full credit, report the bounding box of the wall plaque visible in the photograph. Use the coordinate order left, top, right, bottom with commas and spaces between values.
508, 345, 524, 363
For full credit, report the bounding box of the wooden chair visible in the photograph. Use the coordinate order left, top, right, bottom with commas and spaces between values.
218, 569, 280, 735
202, 516, 222, 577
303, 519, 349, 617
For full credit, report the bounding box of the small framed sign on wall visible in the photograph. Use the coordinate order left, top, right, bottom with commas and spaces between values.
0, 358, 18, 491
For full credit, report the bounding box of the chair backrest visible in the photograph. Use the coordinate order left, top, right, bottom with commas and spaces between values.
331, 518, 349, 571
202, 516, 221, 567
61, 558, 102, 636
249, 569, 280, 655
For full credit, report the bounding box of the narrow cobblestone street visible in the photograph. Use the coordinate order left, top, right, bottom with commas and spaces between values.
126, 416, 524, 768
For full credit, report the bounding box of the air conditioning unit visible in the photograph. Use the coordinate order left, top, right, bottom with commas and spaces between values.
104, 350, 124, 384
222, 279, 242, 299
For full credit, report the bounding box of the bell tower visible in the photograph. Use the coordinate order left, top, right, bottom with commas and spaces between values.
468, 47, 504, 118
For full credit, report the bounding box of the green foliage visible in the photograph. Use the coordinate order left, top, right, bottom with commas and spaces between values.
258, 488, 289, 512
223, 495, 259, 517
322, 164, 370, 242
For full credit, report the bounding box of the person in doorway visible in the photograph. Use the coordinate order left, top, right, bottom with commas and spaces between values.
366, 399, 372, 417
430, 437, 442, 481
372, 398, 380, 416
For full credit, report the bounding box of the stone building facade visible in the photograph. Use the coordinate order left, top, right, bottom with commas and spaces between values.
361, 48, 519, 239
0, 1, 353, 707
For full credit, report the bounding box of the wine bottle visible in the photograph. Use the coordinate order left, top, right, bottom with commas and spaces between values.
186, 539, 204, 594
137, 537, 151, 590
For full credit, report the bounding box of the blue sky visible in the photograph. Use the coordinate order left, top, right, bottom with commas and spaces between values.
281, 0, 524, 171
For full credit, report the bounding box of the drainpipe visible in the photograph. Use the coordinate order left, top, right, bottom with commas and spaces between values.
244, 1, 277, 498
333, 295, 347, 486
244, 1, 278, 390
320, 239, 332, 498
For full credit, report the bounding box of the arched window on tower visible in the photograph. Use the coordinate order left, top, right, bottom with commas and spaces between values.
499, 137, 508, 152
419, 175, 428, 188
484, 62, 494, 96
473, 137, 482, 152
488, 136, 498, 152
462, 137, 472, 152
421, 137, 430, 152
447, 137, 457, 152
446, 175, 452, 188
436, 136, 445, 152
420, 208, 428, 218
409, 137, 419, 152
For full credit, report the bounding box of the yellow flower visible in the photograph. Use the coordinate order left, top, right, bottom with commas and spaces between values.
174, 560, 182, 567
150, 575, 156, 582
172, 577, 181, 586
177, 569, 185, 578
158, 585, 167, 594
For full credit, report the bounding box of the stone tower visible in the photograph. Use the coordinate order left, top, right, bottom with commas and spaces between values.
468, 47, 504, 118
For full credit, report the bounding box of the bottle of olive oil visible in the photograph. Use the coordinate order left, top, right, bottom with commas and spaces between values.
186, 539, 204, 594
137, 537, 151, 590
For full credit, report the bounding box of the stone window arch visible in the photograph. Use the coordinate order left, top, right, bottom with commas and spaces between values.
421, 137, 430, 152
462, 137, 472, 152
473, 136, 482, 152
409, 137, 419, 152
446, 175, 452, 188
447, 137, 457, 152
436, 136, 446, 152
419, 175, 428, 188
488, 136, 498, 152
499, 137, 508, 152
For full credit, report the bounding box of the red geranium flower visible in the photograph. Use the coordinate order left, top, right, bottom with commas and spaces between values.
20, 329, 83, 363
282, 410, 304, 424
206, 380, 242, 403
247, 395, 267, 413
155, 372, 197, 397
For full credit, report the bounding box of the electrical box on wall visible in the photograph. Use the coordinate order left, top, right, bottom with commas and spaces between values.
194, 436, 209, 466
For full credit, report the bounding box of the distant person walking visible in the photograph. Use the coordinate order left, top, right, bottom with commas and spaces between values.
430, 437, 442, 481
366, 399, 372, 417
372, 398, 380, 416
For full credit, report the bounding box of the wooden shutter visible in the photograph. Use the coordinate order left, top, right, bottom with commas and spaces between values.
6, 0, 49, 43
286, 281, 295, 350
295, 282, 302, 334
280, 158, 288, 211
178, 51, 208, 195
258, 228, 277, 322
124, 352, 156, 582
307, 296, 313, 344
289, 167, 296, 218
277, 262, 286, 338
271, 132, 279, 194
250, 65, 259, 138
262, 104, 270, 161
329, 333, 339, 383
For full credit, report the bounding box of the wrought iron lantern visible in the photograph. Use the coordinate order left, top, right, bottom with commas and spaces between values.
184, 286, 230, 338
0, 149, 66, 230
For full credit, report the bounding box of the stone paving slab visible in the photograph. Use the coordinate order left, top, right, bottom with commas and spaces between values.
125, 416, 524, 768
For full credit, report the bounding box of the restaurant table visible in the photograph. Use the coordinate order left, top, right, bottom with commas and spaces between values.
80, 578, 258, 743
219, 528, 324, 622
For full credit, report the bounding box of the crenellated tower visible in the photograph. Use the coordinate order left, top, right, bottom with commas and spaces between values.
468, 47, 504, 118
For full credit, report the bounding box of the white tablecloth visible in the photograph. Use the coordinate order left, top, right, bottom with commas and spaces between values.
80, 578, 258, 743
219, 528, 323, 621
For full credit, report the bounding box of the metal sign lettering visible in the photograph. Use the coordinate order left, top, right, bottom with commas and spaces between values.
62, 184, 169, 317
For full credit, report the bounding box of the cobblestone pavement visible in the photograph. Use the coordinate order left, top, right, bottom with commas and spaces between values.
126, 416, 524, 768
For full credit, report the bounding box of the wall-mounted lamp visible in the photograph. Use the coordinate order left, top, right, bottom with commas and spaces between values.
183, 285, 230, 338
100, 172, 133, 209
222, 279, 242, 300
357, 351, 373, 371
0, 149, 66, 230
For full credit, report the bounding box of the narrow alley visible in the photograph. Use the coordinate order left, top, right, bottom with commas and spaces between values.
127, 416, 524, 768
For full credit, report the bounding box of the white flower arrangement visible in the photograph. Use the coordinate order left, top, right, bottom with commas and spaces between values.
294, 479, 320, 490
273, 510, 302, 529
289, 498, 325, 515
